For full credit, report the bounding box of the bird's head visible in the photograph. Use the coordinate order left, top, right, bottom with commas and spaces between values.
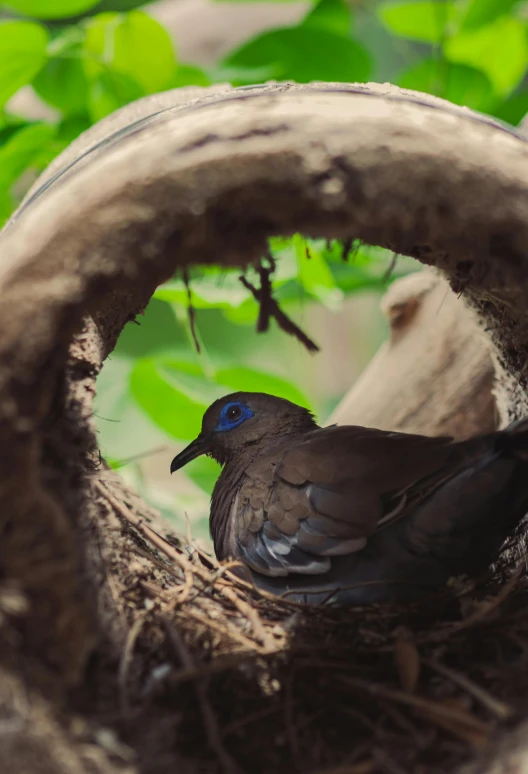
170, 391, 316, 471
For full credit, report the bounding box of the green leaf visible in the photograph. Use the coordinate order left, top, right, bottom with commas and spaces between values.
220, 300, 260, 326
35, 115, 91, 169
85, 0, 151, 13
398, 59, 494, 110
155, 257, 299, 312
130, 354, 313, 440
3, 0, 100, 18
444, 17, 528, 96
172, 64, 211, 88
84, 11, 177, 95
221, 26, 371, 84
130, 358, 221, 440
55, 113, 91, 145
185, 456, 221, 495
212, 0, 306, 2
155, 272, 252, 310
157, 360, 226, 406
0, 21, 48, 107
302, 0, 352, 36
213, 64, 280, 85
0, 187, 15, 226
377, 1, 455, 44
293, 234, 343, 310
116, 297, 187, 357
324, 243, 418, 293
0, 122, 56, 188
216, 366, 312, 410
87, 68, 144, 121
95, 355, 171, 460
33, 36, 89, 115
459, 0, 521, 31
0, 115, 31, 145
492, 91, 528, 126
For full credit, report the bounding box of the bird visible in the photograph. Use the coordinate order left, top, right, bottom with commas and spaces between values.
170, 392, 528, 606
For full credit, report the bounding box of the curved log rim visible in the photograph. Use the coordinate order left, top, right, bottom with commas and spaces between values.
1, 82, 528, 774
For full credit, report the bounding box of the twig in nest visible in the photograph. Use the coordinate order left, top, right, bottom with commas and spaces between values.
383, 253, 398, 283
216, 581, 277, 651
95, 480, 278, 651
240, 270, 319, 353
222, 706, 280, 738
340, 675, 492, 737
427, 559, 526, 641
424, 658, 513, 720
161, 617, 241, 774
141, 581, 263, 652
119, 611, 150, 713
183, 267, 201, 353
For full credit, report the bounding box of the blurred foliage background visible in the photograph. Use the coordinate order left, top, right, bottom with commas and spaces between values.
1, 0, 526, 543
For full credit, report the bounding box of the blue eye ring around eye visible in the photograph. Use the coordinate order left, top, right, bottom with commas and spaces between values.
215, 401, 254, 432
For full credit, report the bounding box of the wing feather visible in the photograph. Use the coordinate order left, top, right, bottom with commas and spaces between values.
235, 425, 464, 578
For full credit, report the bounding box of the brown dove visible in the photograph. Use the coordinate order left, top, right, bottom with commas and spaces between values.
170, 393, 528, 605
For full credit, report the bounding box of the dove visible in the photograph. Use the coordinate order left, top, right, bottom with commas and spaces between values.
170, 392, 528, 605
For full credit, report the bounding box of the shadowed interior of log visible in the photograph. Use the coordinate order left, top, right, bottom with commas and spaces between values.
2, 82, 528, 774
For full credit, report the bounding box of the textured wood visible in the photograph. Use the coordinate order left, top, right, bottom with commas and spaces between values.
330, 270, 498, 438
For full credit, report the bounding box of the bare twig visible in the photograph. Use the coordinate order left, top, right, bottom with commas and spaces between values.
341, 237, 354, 261
119, 611, 150, 713
383, 252, 398, 283
340, 676, 492, 736
96, 479, 279, 652
256, 256, 274, 333
427, 560, 526, 641
239, 272, 319, 352
217, 581, 278, 651
161, 617, 240, 774
183, 266, 201, 353
424, 659, 513, 720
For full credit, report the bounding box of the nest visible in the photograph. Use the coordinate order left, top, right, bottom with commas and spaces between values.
93, 474, 528, 774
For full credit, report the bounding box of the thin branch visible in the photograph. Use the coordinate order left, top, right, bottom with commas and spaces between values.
119, 611, 150, 713
341, 237, 354, 262
95, 479, 278, 651
383, 252, 398, 283
256, 258, 273, 333
161, 617, 241, 774
424, 659, 513, 720
182, 266, 201, 353
240, 273, 319, 352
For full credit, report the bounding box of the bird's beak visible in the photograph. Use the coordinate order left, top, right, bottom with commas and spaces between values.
170, 435, 208, 474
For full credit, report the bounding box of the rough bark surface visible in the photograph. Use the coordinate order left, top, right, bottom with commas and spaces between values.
2, 82, 528, 773
330, 269, 498, 438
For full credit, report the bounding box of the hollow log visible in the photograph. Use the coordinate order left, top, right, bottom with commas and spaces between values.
2, 82, 528, 773
329, 269, 498, 439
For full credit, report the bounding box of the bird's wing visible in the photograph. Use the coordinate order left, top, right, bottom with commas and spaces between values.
235, 425, 466, 577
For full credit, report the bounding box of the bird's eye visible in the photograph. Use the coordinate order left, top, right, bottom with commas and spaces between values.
227, 405, 242, 422
214, 400, 253, 432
